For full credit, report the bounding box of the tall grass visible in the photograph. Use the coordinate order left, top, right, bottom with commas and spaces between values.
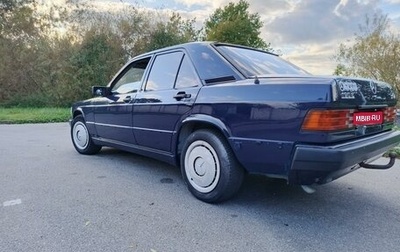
0, 107, 70, 124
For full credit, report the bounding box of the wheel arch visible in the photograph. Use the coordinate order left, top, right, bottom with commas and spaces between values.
72, 107, 84, 119
71, 107, 99, 140
175, 114, 232, 165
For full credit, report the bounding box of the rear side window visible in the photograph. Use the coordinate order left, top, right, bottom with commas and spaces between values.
145, 52, 184, 91
188, 44, 239, 83
175, 55, 200, 89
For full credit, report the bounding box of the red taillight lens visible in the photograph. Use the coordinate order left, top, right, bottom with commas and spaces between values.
302, 109, 354, 131
302, 107, 397, 132
383, 107, 397, 123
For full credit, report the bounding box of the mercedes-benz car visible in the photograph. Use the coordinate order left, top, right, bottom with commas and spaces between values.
70, 42, 400, 203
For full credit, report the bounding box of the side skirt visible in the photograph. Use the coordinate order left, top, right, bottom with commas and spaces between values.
92, 137, 177, 166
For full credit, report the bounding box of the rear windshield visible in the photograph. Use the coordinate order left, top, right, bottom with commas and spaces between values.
216, 45, 310, 77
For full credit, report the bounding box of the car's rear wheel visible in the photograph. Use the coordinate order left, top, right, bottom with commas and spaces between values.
181, 129, 244, 203
71, 115, 101, 155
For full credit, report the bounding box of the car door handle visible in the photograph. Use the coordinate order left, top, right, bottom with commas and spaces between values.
174, 92, 191, 101
123, 96, 132, 103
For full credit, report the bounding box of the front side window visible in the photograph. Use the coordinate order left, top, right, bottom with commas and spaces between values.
112, 57, 150, 94
145, 52, 184, 91
216, 45, 310, 77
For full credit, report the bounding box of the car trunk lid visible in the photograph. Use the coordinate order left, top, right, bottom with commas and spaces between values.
300, 77, 397, 142
333, 77, 397, 107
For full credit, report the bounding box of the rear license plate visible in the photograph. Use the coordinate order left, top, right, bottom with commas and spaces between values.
353, 111, 383, 125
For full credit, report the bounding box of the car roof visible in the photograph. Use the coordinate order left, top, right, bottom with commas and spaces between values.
133, 41, 276, 59
131, 41, 213, 59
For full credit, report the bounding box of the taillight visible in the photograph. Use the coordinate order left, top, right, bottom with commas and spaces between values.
302, 109, 354, 131
302, 107, 397, 132
383, 107, 397, 123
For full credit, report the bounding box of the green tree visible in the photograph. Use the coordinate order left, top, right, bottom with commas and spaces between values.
66, 28, 126, 104
334, 13, 400, 92
204, 0, 270, 50
0, 1, 134, 106
0, 0, 38, 40
135, 12, 199, 53
333, 64, 347, 76
0, 0, 44, 104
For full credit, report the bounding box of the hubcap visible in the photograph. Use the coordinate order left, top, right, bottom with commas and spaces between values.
185, 140, 220, 193
73, 121, 89, 150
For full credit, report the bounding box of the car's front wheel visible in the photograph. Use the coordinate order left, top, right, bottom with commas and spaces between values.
181, 129, 244, 203
71, 115, 101, 155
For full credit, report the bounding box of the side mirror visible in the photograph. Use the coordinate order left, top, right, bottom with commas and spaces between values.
92, 86, 109, 97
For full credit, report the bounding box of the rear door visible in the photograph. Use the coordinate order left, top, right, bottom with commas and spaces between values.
133, 50, 201, 152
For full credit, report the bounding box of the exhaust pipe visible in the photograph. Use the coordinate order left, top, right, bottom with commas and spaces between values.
301, 185, 316, 194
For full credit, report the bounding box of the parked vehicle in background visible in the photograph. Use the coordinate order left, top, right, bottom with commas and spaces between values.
70, 42, 400, 203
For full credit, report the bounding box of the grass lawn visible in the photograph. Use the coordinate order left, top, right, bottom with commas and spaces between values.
0, 107, 70, 124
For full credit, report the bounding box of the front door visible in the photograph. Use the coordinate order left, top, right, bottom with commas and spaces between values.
94, 57, 150, 144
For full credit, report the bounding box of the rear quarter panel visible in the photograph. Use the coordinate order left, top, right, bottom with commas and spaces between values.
192, 79, 334, 175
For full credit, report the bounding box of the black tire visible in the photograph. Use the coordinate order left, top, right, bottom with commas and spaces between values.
181, 129, 244, 203
71, 115, 101, 155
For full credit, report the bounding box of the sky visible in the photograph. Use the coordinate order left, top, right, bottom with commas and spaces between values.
60, 0, 400, 75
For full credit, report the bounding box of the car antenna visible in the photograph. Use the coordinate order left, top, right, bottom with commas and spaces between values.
254, 76, 260, 84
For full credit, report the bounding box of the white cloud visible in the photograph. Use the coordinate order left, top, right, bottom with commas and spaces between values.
281, 42, 342, 75
265, 0, 379, 45
174, 0, 231, 9
256, 0, 384, 74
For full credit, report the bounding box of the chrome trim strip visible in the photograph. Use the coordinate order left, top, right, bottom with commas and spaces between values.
133, 126, 174, 134
89, 121, 175, 134
95, 122, 132, 129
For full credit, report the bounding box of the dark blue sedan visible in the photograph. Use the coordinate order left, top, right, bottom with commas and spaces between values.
70, 42, 400, 203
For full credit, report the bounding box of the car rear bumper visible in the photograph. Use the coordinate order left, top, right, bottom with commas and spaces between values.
288, 130, 400, 185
